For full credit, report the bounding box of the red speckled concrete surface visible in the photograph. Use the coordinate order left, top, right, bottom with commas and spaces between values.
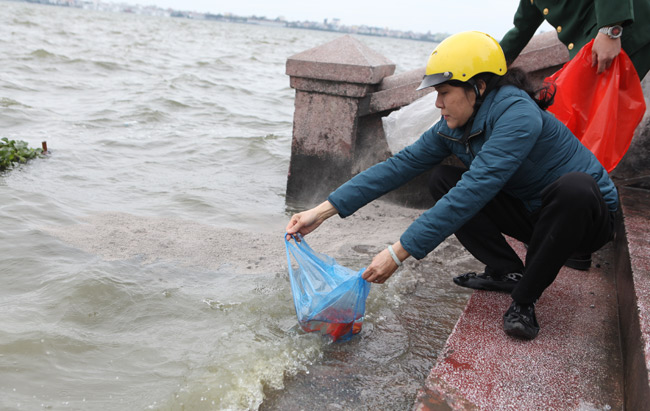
415, 240, 624, 410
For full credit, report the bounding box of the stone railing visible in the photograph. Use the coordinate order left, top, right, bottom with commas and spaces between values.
284, 32, 570, 208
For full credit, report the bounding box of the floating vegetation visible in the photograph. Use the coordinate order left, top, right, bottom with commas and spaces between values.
0, 137, 44, 171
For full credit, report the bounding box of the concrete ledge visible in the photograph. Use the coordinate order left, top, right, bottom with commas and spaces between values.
510, 31, 569, 87
615, 186, 650, 411
510, 31, 570, 74
414, 186, 650, 410
377, 68, 425, 91
361, 68, 432, 116
414, 240, 625, 410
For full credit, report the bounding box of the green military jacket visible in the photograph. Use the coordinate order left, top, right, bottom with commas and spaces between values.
500, 0, 650, 77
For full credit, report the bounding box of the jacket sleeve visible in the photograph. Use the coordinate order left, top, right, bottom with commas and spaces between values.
400, 96, 543, 259
327, 124, 450, 218
500, 0, 545, 64
595, 0, 634, 27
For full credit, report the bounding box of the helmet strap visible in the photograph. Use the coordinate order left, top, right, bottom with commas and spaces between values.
469, 80, 480, 100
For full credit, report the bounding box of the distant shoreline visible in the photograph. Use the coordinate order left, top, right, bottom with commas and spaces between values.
8, 0, 448, 43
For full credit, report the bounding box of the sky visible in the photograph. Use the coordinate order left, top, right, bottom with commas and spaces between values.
123, 0, 552, 40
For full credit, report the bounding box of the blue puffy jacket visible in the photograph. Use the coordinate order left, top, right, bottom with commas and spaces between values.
327, 85, 619, 259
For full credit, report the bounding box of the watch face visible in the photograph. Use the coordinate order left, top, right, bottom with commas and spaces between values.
609, 25, 623, 38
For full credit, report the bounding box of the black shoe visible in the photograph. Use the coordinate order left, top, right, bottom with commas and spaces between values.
453, 271, 522, 293
503, 301, 539, 340
564, 253, 592, 271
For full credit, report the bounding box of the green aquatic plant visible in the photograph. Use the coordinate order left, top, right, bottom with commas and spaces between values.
0, 137, 43, 171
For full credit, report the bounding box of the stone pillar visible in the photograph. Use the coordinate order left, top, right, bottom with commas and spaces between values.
285, 35, 395, 207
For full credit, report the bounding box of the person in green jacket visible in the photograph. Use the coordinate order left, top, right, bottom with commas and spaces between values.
500, 0, 650, 79
501, 0, 649, 271
285, 32, 617, 340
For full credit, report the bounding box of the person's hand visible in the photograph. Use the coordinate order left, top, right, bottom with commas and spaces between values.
592, 32, 621, 74
362, 242, 410, 284
285, 201, 338, 240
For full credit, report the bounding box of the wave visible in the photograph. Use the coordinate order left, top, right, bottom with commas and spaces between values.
0, 97, 31, 108
28, 48, 59, 59
11, 18, 39, 28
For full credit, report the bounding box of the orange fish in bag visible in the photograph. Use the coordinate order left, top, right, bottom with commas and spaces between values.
284, 234, 371, 342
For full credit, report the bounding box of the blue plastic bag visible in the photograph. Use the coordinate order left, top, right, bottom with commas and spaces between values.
284, 234, 371, 342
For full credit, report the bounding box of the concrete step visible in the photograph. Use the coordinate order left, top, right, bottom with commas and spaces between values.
414, 186, 650, 410
414, 241, 623, 410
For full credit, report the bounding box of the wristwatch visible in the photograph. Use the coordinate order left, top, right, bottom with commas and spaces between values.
599, 25, 623, 39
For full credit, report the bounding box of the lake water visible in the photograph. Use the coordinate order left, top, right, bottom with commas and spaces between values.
0, 2, 476, 409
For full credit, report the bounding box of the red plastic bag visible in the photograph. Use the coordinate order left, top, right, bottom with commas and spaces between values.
546, 39, 646, 172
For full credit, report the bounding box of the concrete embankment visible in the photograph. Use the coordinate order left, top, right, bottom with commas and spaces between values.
413, 184, 650, 411
414, 77, 650, 410
414, 240, 624, 410
275, 32, 650, 410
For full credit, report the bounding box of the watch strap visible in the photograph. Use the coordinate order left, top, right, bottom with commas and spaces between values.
599, 25, 623, 39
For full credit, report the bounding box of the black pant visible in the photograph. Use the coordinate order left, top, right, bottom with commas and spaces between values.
428, 165, 616, 304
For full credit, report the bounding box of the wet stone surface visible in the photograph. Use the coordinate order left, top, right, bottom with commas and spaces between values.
261, 239, 478, 411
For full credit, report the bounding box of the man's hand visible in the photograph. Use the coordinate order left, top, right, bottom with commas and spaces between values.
592, 32, 622, 74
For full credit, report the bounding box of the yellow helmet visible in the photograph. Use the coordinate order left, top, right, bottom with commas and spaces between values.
417, 31, 507, 90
